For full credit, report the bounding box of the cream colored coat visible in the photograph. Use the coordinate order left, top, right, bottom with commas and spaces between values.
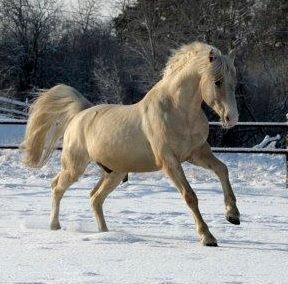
23, 42, 240, 246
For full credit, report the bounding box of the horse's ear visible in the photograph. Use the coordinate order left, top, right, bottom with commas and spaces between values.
229, 49, 236, 62
209, 49, 216, 62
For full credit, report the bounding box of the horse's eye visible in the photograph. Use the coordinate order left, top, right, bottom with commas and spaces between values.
215, 80, 222, 87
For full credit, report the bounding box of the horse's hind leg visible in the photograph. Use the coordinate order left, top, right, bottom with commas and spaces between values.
90, 170, 105, 198
50, 151, 88, 230
188, 142, 240, 225
90, 171, 126, 232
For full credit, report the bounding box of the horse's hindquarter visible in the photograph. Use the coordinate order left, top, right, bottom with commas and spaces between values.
82, 105, 158, 172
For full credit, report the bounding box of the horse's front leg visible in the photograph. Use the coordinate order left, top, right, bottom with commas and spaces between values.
188, 142, 240, 225
161, 155, 217, 246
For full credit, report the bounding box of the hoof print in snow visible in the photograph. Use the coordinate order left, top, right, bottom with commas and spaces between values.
83, 272, 99, 277
82, 237, 91, 241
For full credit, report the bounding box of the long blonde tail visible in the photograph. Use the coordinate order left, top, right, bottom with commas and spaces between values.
22, 84, 92, 168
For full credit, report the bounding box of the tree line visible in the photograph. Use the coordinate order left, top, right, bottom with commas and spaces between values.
0, 0, 287, 146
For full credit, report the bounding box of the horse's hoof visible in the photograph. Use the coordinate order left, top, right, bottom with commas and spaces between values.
204, 242, 218, 247
99, 227, 109, 233
226, 216, 240, 225
50, 223, 61, 230
201, 235, 218, 247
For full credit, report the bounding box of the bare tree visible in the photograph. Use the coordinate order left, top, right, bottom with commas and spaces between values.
71, 0, 101, 33
115, 0, 163, 92
94, 57, 123, 103
0, 0, 62, 92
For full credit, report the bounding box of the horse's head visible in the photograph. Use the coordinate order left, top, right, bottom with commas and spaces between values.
200, 48, 238, 128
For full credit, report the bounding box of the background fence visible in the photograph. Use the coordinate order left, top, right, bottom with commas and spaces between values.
0, 119, 287, 182
0, 96, 29, 119
0, 120, 286, 151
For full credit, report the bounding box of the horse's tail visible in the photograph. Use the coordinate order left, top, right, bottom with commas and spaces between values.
22, 84, 92, 168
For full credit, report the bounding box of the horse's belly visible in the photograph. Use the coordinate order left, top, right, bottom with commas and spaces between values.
87, 121, 158, 172
91, 140, 158, 172
106, 151, 158, 172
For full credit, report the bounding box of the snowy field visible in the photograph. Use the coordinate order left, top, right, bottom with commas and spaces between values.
0, 123, 25, 145
0, 149, 287, 283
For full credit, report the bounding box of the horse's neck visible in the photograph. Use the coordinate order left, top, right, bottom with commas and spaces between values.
161, 74, 203, 115
141, 74, 203, 118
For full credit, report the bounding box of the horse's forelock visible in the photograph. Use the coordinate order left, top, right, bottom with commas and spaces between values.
212, 55, 235, 82
211, 56, 227, 81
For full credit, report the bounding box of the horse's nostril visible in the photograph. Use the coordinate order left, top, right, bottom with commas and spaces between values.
225, 115, 230, 122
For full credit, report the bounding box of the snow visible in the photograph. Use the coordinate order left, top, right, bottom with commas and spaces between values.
64, 0, 124, 20
0, 124, 25, 145
0, 149, 287, 283
0, 117, 25, 146
254, 134, 281, 149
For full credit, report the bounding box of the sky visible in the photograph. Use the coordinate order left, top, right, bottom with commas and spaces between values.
64, 0, 125, 20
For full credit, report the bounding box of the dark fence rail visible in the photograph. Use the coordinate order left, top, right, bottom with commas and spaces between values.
0, 119, 27, 124
209, 121, 288, 127
1, 120, 287, 126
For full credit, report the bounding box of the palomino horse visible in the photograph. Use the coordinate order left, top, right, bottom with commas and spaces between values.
23, 42, 240, 246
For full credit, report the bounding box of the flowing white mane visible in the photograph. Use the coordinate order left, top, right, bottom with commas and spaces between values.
162, 41, 229, 81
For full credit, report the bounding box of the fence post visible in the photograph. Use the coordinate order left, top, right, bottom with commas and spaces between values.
286, 114, 288, 188
285, 152, 288, 189
25, 98, 29, 117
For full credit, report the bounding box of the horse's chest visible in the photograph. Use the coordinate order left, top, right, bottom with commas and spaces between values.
172, 124, 209, 161
190, 127, 209, 148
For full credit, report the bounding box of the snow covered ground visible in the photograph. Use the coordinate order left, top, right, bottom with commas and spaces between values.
0, 124, 25, 145
0, 115, 25, 146
0, 150, 287, 283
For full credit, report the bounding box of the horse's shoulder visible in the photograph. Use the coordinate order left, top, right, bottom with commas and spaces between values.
158, 96, 173, 113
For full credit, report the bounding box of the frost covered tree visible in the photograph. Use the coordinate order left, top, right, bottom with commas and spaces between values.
0, 0, 62, 92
